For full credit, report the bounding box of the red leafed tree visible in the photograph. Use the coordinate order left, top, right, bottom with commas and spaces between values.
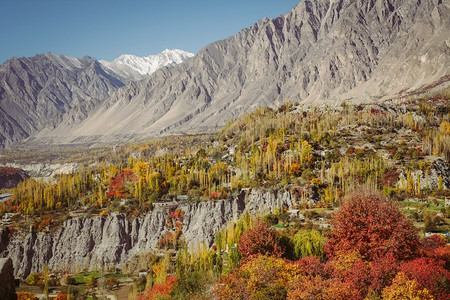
138, 275, 177, 300
430, 245, 450, 270
324, 191, 420, 261
422, 234, 447, 252
421, 235, 450, 270
238, 221, 284, 260
295, 255, 325, 276
400, 257, 450, 300
367, 252, 400, 295
327, 250, 371, 298
107, 168, 137, 199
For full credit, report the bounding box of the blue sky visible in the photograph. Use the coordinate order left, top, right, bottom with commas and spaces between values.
0, 0, 300, 64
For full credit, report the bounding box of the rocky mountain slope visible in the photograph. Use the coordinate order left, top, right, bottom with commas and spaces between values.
37, 0, 450, 144
99, 49, 194, 83
0, 53, 125, 148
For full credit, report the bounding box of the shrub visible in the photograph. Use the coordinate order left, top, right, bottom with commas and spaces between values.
17, 291, 38, 300
324, 191, 420, 261
238, 221, 284, 260
400, 257, 450, 299
25, 273, 40, 285
382, 272, 433, 300
54, 293, 68, 300
106, 277, 118, 290
138, 275, 177, 300
262, 213, 278, 226
214, 255, 302, 300
287, 275, 359, 300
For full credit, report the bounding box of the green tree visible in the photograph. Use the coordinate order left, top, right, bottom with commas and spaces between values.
292, 229, 325, 259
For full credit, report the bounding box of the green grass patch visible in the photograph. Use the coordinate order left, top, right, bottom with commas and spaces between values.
74, 270, 100, 284
273, 224, 290, 229
427, 205, 443, 212
400, 200, 423, 208
105, 273, 128, 279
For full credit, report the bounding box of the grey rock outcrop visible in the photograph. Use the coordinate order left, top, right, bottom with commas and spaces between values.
1, 189, 294, 278
398, 158, 450, 190
0, 258, 16, 300
2, 162, 78, 179
37, 0, 450, 145
0, 167, 29, 189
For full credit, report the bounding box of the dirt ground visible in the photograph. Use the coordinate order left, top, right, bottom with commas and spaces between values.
114, 284, 132, 300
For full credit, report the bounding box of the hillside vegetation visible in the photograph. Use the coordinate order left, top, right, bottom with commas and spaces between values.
1, 91, 450, 299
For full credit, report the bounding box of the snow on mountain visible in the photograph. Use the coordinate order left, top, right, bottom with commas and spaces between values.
99, 49, 194, 82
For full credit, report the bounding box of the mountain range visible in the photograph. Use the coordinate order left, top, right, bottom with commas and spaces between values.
0, 50, 192, 148
99, 49, 194, 83
1, 0, 449, 148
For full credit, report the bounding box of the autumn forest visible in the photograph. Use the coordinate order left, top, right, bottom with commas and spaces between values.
1, 91, 449, 299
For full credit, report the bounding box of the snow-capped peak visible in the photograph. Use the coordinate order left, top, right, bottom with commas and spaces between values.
99, 49, 194, 82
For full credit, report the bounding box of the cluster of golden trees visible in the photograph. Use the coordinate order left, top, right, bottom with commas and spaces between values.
2, 98, 448, 217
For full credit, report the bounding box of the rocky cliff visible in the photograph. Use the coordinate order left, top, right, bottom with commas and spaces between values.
0, 190, 294, 278
36, 0, 450, 145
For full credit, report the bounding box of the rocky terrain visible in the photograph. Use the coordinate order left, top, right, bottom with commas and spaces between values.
0, 190, 293, 278
33, 0, 450, 145
1, 162, 77, 180
0, 167, 29, 189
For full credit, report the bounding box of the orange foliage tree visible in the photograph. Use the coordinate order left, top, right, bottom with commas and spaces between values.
53, 293, 68, 300
17, 291, 38, 300
324, 191, 420, 261
382, 272, 433, 300
400, 257, 450, 300
214, 255, 302, 299
238, 221, 284, 260
138, 275, 177, 300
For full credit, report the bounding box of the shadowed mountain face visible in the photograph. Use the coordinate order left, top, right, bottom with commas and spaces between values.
0, 53, 125, 147
2, 0, 450, 147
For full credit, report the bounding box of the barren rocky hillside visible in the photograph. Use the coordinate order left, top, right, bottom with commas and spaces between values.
36, 0, 450, 144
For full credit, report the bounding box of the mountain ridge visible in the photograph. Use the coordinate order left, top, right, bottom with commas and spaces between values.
36, 0, 449, 145
99, 49, 194, 82
1, 0, 449, 147
0, 50, 193, 147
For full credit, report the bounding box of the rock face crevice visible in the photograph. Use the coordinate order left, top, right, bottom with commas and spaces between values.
0, 190, 294, 278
